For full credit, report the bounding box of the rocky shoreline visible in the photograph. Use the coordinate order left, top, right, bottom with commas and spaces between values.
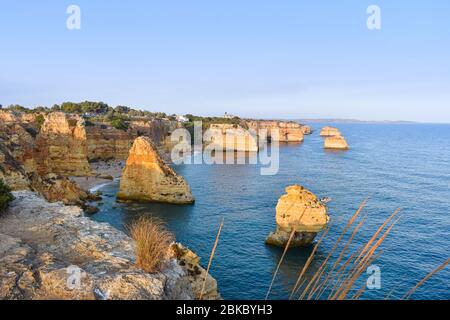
0, 191, 220, 300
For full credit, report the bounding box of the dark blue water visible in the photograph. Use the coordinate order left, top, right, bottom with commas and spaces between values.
91, 123, 450, 300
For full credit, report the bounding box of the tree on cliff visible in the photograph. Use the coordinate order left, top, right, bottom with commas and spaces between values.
0, 179, 14, 212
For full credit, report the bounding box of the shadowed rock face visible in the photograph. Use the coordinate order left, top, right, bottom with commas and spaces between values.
266, 185, 330, 247
117, 137, 195, 204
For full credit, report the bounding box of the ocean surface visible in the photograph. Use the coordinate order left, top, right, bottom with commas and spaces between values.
90, 123, 450, 300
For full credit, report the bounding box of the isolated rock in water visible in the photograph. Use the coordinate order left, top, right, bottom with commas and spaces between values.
117, 137, 194, 204
266, 185, 330, 247
320, 126, 341, 137
324, 135, 349, 150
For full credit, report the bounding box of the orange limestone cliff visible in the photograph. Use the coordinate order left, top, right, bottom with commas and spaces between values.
117, 137, 195, 204
246, 120, 306, 142
35, 112, 92, 176
266, 185, 330, 247
206, 124, 259, 152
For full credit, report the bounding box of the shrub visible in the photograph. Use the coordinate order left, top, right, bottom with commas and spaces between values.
110, 117, 129, 131
129, 217, 174, 273
0, 179, 14, 212
35, 114, 45, 131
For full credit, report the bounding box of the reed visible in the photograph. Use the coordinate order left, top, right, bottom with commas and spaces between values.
129, 216, 174, 273
200, 218, 225, 300
402, 258, 450, 300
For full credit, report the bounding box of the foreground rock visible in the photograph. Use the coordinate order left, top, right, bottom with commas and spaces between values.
117, 137, 194, 204
324, 135, 349, 150
320, 126, 341, 137
0, 191, 219, 300
266, 185, 330, 247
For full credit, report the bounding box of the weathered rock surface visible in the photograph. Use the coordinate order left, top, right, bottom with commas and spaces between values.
117, 137, 195, 204
0, 143, 31, 190
320, 126, 341, 137
0, 191, 219, 300
85, 124, 133, 161
35, 112, 91, 176
324, 135, 349, 150
168, 243, 221, 300
246, 120, 305, 142
206, 124, 259, 152
266, 185, 330, 247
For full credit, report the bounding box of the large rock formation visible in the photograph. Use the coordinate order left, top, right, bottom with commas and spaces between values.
35, 112, 92, 176
324, 135, 349, 150
85, 124, 133, 161
117, 137, 195, 204
266, 185, 330, 247
320, 126, 341, 137
246, 120, 305, 142
206, 124, 259, 152
0, 191, 219, 300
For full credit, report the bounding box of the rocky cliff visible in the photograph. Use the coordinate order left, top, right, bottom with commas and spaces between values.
35, 112, 92, 177
206, 124, 259, 152
117, 137, 195, 204
85, 124, 133, 161
246, 120, 306, 142
266, 185, 330, 247
0, 191, 219, 300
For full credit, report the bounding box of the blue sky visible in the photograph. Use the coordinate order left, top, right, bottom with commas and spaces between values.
1, 1, 449, 122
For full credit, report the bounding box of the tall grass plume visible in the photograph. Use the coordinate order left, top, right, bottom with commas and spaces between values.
129, 216, 174, 273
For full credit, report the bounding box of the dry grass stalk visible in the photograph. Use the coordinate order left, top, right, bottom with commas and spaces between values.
289, 227, 330, 299
402, 258, 450, 300
129, 216, 174, 273
297, 200, 368, 300
331, 218, 400, 300
265, 229, 296, 300
200, 218, 225, 300
311, 213, 369, 299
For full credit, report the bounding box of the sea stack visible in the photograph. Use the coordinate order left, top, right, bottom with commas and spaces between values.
324, 135, 349, 150
320, 126, 341, 137
117, 137, 194, 204
266, 185, 330, 247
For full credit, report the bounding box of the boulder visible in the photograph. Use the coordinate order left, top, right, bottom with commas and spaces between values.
324, 135, 349, 150
266, 185, 330, 247
320, 126, 341, 137
117, 137, 194, 204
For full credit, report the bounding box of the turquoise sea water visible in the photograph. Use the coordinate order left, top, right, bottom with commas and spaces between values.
91, 123, 450, 300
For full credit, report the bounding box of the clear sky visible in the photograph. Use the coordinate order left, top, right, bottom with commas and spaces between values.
1, 1, 449, 122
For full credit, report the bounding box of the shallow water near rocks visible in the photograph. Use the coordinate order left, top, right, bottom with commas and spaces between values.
91, 123, 450, 300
